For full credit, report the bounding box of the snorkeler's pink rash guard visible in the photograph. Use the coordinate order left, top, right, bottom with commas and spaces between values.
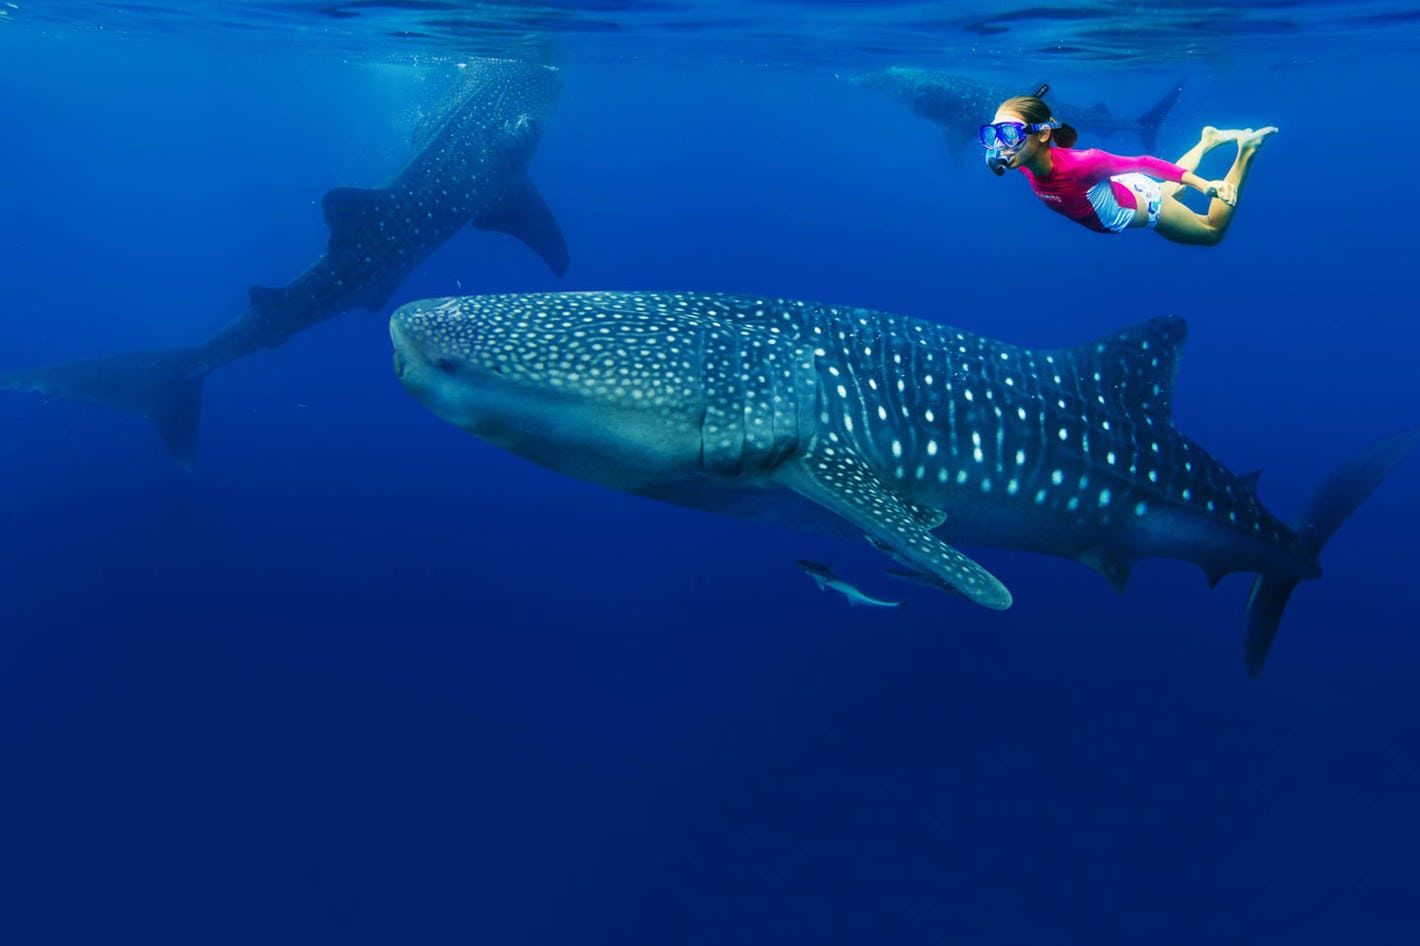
1020, 147, 1187, 233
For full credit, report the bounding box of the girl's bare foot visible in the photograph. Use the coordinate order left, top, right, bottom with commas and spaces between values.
1238, 126, 1278, 155
1201, 126, 1243, 148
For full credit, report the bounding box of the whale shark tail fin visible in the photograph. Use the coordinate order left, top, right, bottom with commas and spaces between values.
0, 347, 208, 469
1243, 427, 1420, 676
1136, 78, 1185, 154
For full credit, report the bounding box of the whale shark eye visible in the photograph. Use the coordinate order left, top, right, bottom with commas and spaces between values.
434, 357, 459, 376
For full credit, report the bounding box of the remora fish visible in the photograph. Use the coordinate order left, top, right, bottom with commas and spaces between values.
853, 67, 1183, 155
1, 58, 568, 467
797, 560, 906, 608
389, 291, 1416, 675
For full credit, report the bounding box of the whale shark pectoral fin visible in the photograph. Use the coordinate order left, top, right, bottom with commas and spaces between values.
473, 176, 569, 277
783, 452, 1012, 610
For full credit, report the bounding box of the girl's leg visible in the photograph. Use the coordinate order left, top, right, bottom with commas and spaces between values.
1163, 126, 1244, 198
1156, 126, 1277, 246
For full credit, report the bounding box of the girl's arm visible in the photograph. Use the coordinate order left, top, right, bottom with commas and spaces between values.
1084, 150, 1238, 208
1178, 170, 1237, 207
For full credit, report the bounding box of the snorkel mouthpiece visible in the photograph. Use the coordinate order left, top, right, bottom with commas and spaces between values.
985, 148, 1009, 176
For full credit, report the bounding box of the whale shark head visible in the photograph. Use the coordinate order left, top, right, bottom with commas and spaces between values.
392, 292, 772, 495
392, 291, 818, 500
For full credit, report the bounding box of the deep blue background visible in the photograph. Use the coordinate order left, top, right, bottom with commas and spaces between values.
2, 25, 1418, 946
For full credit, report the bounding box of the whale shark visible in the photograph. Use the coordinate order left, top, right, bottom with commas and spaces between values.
0, 57, 567, 467
853, 68, 1183, 156
389, 291, 1416, 675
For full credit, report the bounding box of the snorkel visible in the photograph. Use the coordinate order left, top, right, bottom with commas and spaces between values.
985, 83, 1050, 177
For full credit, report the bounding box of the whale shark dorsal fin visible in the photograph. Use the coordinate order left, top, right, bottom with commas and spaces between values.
321, 185, 386, 237
249, 284, 294, 323
303, 186, 409, 311
784, 451, 1012, 610
1073, 315, 1187, 423
322, 185, 404, 307
473, 176, 570, 277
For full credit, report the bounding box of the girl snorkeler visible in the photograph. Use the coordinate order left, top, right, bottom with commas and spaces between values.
982, 93, 1276, 245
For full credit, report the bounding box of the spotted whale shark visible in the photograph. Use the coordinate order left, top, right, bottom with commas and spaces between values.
390, 291, 1416, 675
853, 68, 1183, 156
0, 58, 567, 467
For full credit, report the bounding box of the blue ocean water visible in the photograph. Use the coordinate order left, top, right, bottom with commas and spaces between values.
2, 3, 1418, 943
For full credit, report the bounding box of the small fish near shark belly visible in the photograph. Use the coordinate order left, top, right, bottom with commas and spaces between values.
389, 290, 1417, 676
796, 560, 906, 608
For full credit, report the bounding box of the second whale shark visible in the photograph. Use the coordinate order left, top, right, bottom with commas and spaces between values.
389, 291, 1415, 676
0, 57, 568, 467
853, 68, 1183, 156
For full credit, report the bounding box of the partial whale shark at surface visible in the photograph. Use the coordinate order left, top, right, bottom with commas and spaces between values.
853, 67, 1183, 156
389, 291, 1417, 676
0, 57, 568, 467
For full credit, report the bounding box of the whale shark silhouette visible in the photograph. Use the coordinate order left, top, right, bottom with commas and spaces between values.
1, 58, 568, 467
853, 68, 1183, 157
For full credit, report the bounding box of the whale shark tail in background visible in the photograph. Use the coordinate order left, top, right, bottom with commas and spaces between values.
0, 348, 207, 469
1134, 78, 1185, 154
1243, 427, 1420, 676
1078, 77, 1184, 154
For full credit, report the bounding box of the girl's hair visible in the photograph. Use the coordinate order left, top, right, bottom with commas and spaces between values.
999, 95, 1078, 148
